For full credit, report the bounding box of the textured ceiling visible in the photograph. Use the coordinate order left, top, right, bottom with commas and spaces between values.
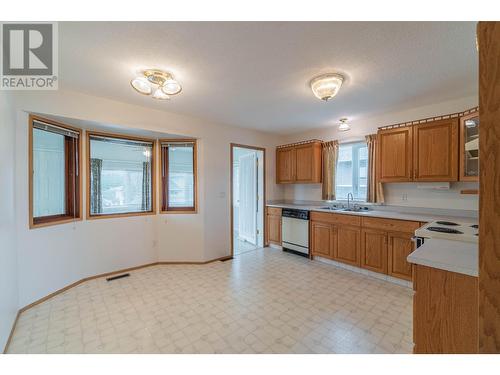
58, 21, 478, 134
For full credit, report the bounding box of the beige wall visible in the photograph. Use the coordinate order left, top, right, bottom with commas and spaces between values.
9, 89, 284, 307
0, 92, 19, 350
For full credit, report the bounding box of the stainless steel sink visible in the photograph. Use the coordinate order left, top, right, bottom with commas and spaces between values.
319, 206, 343, 211
320, 206, 370, 212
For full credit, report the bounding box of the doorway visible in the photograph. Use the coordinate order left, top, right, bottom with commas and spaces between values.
230, 144, 265, 256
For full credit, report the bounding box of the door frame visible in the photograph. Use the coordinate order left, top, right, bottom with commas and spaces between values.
230, 143, 266, 257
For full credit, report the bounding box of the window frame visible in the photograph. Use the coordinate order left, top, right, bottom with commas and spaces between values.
160, 138, 198, 214
86, 131, 157, 220
29, 115, 83, 229
335, 141, 368, 202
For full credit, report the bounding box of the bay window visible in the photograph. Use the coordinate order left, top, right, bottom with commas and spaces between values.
29, 116, 82, 228
160, 139, 197, 213
87, 133, 155, 217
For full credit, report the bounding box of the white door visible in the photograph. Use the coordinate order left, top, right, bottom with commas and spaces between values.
238, 152, 257, 245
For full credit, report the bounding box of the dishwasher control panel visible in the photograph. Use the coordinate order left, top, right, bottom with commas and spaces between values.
281, 208, 309, 220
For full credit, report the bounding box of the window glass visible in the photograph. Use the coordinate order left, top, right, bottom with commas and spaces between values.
33, 128, 66, 217
89, 136, 153, 215
335, 142, 368, 201
167, 145, 194, 208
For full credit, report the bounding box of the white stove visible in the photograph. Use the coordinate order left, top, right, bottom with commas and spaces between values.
415, 220, 478, 243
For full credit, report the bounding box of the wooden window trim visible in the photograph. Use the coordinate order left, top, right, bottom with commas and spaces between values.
160, 138, 198, 214
86, 130, 157, 220
29, 115, 83, 229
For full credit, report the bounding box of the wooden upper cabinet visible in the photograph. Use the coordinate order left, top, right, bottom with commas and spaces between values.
360, 228, 388, 274
335, 225, 361, 267
276, 147, 295, 183
311, 221, 335, 259
413, 118, 459, 182
295, 143, 322, 182
378, 126, 413, 182
276, 142, 322, 184
459, 111, 479, 182
387, 231, 414, 281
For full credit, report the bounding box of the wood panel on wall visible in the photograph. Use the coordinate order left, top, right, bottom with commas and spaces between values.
478, 21, 500, 353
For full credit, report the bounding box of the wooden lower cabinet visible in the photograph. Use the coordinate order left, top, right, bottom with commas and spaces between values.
413, 264, 478, 353
266, 207, 282, 245
360, 228, 388, 274
310, 221, 336, 258
335, 225, 361, 267
388, 232, 415, 280
309, 213, 419, 281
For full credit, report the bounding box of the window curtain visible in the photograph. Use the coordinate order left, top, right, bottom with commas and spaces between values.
322, 140, 339, 201
141, 161, 151, 211
365, 134, 385, 203
90, 158, 103, 214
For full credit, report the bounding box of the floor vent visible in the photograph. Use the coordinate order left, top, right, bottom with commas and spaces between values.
106, 273, 130, 282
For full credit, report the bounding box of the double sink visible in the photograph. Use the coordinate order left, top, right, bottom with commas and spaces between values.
319, 206, 370, 213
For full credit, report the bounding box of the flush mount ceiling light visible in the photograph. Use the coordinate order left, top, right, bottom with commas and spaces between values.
130, 69, 182, 100
338, 118, 350, 132
310, 73, 344, 101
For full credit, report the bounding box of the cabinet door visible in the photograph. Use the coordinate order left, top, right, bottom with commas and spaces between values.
413, 118, 458, 181
311, 221, 335, 259
335, 225, 361, 266
361, 228, 388, 274
413, 265, 478, 353
388, 232, 414, 280
378, 126, 413, 182
267, 214, 281, 245
295, 143, 322, 183
276, 147, 295, 183
459, 112, 479, 182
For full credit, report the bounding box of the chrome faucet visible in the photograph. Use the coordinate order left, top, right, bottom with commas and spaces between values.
347, 193, 354, 210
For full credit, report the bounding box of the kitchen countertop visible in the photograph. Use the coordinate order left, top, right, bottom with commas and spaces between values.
407, 238, 478, 277
266, 202, 477, 224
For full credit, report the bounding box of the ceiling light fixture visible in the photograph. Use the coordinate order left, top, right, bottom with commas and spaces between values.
131, 69, 182, 100
338, 118, 350, 132
310, 73, 344, 101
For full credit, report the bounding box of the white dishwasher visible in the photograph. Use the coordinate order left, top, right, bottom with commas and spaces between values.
281, 208, 309, 256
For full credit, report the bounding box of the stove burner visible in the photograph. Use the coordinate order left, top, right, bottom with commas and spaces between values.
427, 226, 463, 234
470, 224, 478, 229
435, 221, 459, 226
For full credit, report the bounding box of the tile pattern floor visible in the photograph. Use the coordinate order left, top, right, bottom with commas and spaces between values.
7, 248, 413, 354
233, 236, 258, 256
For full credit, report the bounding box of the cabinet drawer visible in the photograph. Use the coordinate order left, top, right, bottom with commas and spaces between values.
310, 211, 361, 226
267, 206, 282, 216
361, 216, 420, 233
